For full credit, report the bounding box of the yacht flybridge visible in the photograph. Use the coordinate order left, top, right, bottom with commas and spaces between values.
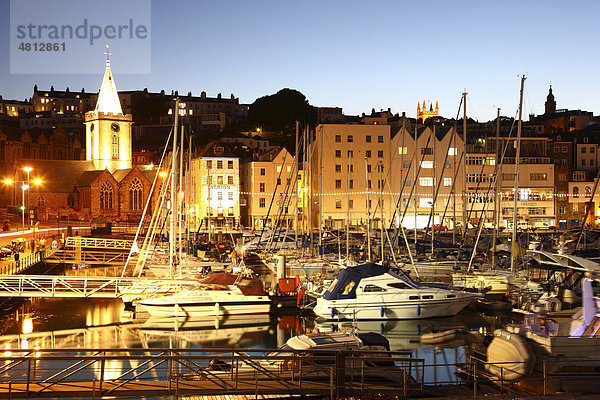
313, 263, 481, 320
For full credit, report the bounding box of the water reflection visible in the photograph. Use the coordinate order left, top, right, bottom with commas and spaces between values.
0, 298, 516, 386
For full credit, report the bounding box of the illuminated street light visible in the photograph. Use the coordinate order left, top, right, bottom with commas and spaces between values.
34, 179, 41, 185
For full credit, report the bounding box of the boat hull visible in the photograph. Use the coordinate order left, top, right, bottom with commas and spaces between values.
313, 295, 478, 320
137, 300, 271, 318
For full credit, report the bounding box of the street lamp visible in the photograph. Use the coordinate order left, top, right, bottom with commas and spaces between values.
21, 183, 29, 230
23, 167, 32, 226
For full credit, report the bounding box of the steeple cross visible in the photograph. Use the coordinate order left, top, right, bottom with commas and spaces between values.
104, 44, 111, 65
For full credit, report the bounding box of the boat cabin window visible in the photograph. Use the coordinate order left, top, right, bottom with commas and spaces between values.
341, 280, 356, 295
387, 282, 410, 289
446, 294, 456, 298
422, 295, 433, 299
327, 279, 339, 292
363, 284, 386, 293
409, 295, 419, 300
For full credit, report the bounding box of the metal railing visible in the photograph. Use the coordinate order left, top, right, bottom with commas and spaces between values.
0, 248, 57, 275
65, 237, 133, 250
0, 275, 198, 298
461, 349, 600, 397
0, 347, 424, 399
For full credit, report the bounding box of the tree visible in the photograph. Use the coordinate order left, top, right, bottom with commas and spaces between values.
248, 88, 317, 138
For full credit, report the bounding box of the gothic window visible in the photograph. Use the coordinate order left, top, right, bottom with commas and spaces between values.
129, 178, 143, 210
67, 195, 75, 207
37, 195, 45, 206
100, 181, 113, 209
112, 135, 119, 159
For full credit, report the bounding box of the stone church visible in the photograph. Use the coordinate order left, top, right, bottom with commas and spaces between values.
3, 54, 158, 223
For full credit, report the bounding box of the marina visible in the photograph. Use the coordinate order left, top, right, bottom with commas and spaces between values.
1, 3, 600, 398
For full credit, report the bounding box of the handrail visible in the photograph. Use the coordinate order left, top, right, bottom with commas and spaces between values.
0, 347, 425, 399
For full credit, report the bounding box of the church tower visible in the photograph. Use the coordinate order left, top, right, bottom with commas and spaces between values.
545, 85, 556, 114
84, 46, 132, 172
417, 100, 439, 122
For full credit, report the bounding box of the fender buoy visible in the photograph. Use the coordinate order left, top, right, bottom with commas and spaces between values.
417, 305, 421, 316
546, 297, 562, 312
380, 307, 385, 318
307, 281, 314, 292
331, 308, 335, 318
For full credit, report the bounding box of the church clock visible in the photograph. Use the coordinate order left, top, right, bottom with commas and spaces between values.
111, 123, 120, 132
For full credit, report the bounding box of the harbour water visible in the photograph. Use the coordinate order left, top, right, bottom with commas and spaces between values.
0, 297, 515, 388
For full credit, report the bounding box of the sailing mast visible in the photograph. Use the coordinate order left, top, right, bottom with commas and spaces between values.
462, 92, 468, 239
294, 121, 299, 249
492, 107, 500, 269
511, 75, 526, 272
414, 121, 418, 243
346, 151, 351, 261
318, 126, 323, 257
178, 124, 184, 270
170, 98, 179, 276
431, 124, 436, 257
365, 157, 371, 261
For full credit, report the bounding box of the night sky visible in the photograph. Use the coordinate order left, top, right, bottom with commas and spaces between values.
1, 0, 599, 121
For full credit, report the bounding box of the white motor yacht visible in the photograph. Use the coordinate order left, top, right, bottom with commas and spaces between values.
313, 263, 481, 320
135, 272, 271, 317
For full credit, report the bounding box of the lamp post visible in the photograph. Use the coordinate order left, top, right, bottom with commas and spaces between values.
23, 167, 32, 228
21, 182, 29, 231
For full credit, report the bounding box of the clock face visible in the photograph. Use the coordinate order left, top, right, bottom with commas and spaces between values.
111, 123, 120, 133
90, 123, 94, 132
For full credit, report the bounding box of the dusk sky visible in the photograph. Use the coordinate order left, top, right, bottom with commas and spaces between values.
1, 0, 599, 121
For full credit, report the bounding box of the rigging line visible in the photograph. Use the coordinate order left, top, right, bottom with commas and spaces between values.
122, 126, 173, 277
461, 107, 519, 244
389, 96, 463, 248
422, 124, 456, 242
258, 149, 290, 251
390, 131, 433, 249
466, 115, 516, 271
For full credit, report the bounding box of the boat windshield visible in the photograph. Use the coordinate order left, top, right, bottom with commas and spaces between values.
387, 270, 419, 288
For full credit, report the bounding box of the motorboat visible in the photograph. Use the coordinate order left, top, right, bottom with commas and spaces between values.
312, 263, 481, 320
485, 273, 600, 393
134, 272, 271, 318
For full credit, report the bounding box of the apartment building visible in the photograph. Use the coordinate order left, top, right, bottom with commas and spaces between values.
391, 125, 465, 229
190, 144, 241, 231
240, 148, 297, 229
311, 124, 392, 230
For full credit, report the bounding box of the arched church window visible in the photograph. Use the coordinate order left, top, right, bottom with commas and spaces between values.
37, 195, 45, 206
129, 178, 143, 210
586, 186, 592, 198
100, 181, 113, 209
112, 135, 119, 159
573, 186, 579, 198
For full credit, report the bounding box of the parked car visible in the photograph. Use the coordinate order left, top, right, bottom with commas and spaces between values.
433, 225, 449, 231
2, 220, 10, 232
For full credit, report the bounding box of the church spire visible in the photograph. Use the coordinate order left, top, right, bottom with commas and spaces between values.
94, 45, 123, 115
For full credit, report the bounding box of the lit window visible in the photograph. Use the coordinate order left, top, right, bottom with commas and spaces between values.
448, 148, 457, 156
419, 177, 434, 186
443, 177, 452, 186
398, 147, 408, 155
335, 199, 342, 209
420, 161, 433, 168
259, 198, 265, 208
228, 176, 233, 184
217, 176, 223, 184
